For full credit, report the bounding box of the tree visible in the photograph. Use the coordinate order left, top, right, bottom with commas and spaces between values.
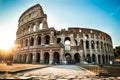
114, 46, 120, 58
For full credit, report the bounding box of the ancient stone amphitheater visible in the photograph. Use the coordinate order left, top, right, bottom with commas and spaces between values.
13, 4, 114, 64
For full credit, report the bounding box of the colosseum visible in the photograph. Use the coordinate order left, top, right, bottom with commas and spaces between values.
13, 4, 114, 65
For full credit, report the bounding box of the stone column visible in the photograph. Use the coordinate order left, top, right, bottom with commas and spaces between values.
42, 17, 48, 29
76, 34, 80, 46
41, 34, 44, 45
40, 50, 44, 63
96, 54, 99, 64
70, 34, 76, 46
49, 49, 53, 64
34, 36, 37, 47
61, 35, 64, 44
26, 54, 29, 63
50, 31, 54, 44
35, 22, 39, 31
32, 53, 36, 64
83, 33, 86, 58
60, 48, 66, 64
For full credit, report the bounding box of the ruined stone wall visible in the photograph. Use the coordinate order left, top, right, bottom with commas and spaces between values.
13, 4, 114, 65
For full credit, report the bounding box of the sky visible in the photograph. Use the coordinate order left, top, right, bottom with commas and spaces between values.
0, 0, 120, 49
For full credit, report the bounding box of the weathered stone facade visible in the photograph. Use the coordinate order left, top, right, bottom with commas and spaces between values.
13, 4, 114, 64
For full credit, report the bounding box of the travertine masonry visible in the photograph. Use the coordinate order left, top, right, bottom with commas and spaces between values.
13, 4, 114, 64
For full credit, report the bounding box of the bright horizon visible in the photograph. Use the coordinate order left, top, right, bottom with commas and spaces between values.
0, 0, 120, 50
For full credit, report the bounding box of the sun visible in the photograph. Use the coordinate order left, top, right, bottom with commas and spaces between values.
0, 37, 14, 50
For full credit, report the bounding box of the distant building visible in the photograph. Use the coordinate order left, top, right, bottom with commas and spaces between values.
13, 4, 114, 64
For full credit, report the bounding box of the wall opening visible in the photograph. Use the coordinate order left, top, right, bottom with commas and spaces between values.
53, 52, 60, 64
36, 53, 40, 63
45, 35, 50, 44
44, 52, 49, 64
74, 53, 80, 63
65, 53, 71, 64
64, 37, 71, 50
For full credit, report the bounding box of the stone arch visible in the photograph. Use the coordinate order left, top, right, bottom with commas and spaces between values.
44, 52, 49, 64
64, 37, 71, 43
92, 54, 96, 64
30, 37, 34, 46
36, 53, 40, 63
64, 37, 71, 50
57, 38, 61, 43
37, 36, 41, 45
102, 55, 105, 64
25, 39, 28, 46
33, 24, 36, 31
65, 53, 71, 64
85, 34, 89, 39
74, 53, 80, 63
45, 35, 50, 44
53, 52, 60, 64
91, 40, 94, 49
86, 40, 89, 49
86, 54, 91, 63
39, 22, 43, 30
29, 53, 33, 63
98, 55, 101, 64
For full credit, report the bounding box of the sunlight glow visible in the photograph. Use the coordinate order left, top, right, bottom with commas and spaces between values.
0, 37, 14, 50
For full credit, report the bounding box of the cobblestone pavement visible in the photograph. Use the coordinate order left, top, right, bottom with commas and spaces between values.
20, 65, 117, 80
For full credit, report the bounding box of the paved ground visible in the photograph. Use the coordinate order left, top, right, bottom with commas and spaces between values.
0, 63, 49, 73
20, 65, 117, 80
0, 64, 118, 80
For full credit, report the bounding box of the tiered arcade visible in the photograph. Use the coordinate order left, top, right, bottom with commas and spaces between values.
13, 4, 114, 64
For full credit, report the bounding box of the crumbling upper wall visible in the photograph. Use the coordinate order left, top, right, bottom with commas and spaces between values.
18, 4, 46, 27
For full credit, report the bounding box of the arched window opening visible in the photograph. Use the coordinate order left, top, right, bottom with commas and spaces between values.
37, 36, 41, 45
24, 54, 26, 63
85, 35, 89, 39
86, 54, 91, 63
106, 55, 108, 63
30, 38, 34, 46
92, 54, 96, 64
45, 35, 50, 44
44, 52, 49, 64
53, 52, 60, 64
98, 55, 101, 64
86, 41, 89, 49
29, 53, 33, 63
102, 55, 105, 64
65, 53, 71, 64
91, 40, 94, 49
33, 24, 36, 32
36, 53, 40, 63
25, 39, 28, 46
64, 37, 71, 50
39, 23, 42, 30
57, 38, 61, 43
74, 53, 80, 63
